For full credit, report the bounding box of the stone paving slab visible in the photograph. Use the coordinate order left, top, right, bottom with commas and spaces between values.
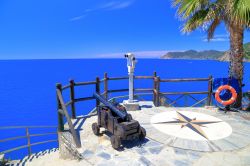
132, 106, 250, 152
24, 103, 250, 166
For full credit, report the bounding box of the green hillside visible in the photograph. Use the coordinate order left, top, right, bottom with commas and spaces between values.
161, 50, 225, 60
244, 42, 250, 60
161, 42, 250, 61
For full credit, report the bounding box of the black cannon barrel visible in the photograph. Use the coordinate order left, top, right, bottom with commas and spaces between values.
93, 93, 127, 120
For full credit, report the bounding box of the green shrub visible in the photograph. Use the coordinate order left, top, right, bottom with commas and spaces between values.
0, 159, 8, 166
243, 92, 250, 111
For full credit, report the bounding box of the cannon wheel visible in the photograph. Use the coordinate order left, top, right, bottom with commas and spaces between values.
111, 135, 121, 149
92, 123, 100, 136
139, 127, 146, 140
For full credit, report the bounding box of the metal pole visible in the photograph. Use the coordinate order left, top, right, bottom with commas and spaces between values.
125, 53, 136, 103
128, 72, 134, 102
26, 127, 31, 156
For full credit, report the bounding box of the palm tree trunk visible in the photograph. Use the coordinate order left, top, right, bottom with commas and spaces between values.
228, 23, 244, 108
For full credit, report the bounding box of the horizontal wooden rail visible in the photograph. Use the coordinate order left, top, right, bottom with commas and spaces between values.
134, 88, 154, 92
108, 76, 128, 80
134, 92, 154, 96
29, 132, 57, 138
0, 140, 57, 155
1, 145, 29, 155
160, 91, 209, 95
74, 97, 95, 102
135, 76, 154, 79
0, 132, 57, 143
74, 81, 97, 86
0, 126, 57, 130
107, 93, 153, 101
0, 136, 27, 143
108, 89, 129, 93
160, 78, 210, 82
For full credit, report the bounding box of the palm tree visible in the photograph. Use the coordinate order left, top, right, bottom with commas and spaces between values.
172, 0, 250, 108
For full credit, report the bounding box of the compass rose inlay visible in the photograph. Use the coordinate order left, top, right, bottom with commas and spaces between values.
151, 111, 232, 141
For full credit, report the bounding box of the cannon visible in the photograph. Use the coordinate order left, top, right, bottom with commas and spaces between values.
92, 93, 146, 149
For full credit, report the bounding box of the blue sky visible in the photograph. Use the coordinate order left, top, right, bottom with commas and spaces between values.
0, 0, 249, 59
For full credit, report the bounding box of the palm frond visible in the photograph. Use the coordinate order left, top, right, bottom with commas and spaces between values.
232, 0, 250, 26
172, 0, 182, 7
182, 9, 210, 32
173, 0, 249, 34
173, 0, 209, 19
207, 17, 221, 40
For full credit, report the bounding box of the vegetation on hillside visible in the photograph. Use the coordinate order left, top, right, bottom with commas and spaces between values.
162, 42, 250, 61
161, 50, 224, 60
244, 42, 250, 60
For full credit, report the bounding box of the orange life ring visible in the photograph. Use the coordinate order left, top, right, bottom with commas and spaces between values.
215, 85, 237, 106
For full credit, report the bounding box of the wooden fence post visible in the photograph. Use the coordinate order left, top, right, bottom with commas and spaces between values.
96, 77, 100, 108
207, 75, 213, 106
153, 71, 157, 77
154, 76, 160, 107
70, 80, 76, 119
153, 71, 157, 104
56, 83, 64, 132
26, 127, 31, 156
153, 76, 156, 105
104, 73, 108, 100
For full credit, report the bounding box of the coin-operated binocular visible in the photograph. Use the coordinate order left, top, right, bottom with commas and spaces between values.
123, 53, 140, 111
125, 53, 136, 74
124, 53, 136, 103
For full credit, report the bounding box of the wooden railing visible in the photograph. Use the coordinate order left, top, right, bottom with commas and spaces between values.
56, 72, 214, 148
2, 73, 248, 158
153, 75, 213, 107
1, 73, 248, 159
0, 126, 57, 157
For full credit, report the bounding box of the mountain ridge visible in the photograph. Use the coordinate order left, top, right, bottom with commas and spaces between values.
161, 43, 250, 61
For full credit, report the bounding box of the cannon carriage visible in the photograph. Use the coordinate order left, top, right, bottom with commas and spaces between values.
92, 93, 146, 149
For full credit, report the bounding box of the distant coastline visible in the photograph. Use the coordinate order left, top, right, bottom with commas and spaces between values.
161, 42, 250, 62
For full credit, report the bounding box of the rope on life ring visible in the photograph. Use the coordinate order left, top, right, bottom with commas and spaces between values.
215, 85, 237, 106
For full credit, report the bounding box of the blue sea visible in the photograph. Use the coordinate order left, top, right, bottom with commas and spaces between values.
0, 59, 250, 159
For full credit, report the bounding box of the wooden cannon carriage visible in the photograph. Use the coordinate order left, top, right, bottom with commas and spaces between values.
92, 93, 146, 149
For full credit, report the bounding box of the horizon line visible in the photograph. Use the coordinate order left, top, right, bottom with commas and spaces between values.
0, 57, 162, 61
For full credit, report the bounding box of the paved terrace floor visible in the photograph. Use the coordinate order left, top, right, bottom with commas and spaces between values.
25, 102, 250, 166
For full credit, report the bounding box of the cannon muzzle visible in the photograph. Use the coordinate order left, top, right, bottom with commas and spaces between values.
93, 93, 127, 120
